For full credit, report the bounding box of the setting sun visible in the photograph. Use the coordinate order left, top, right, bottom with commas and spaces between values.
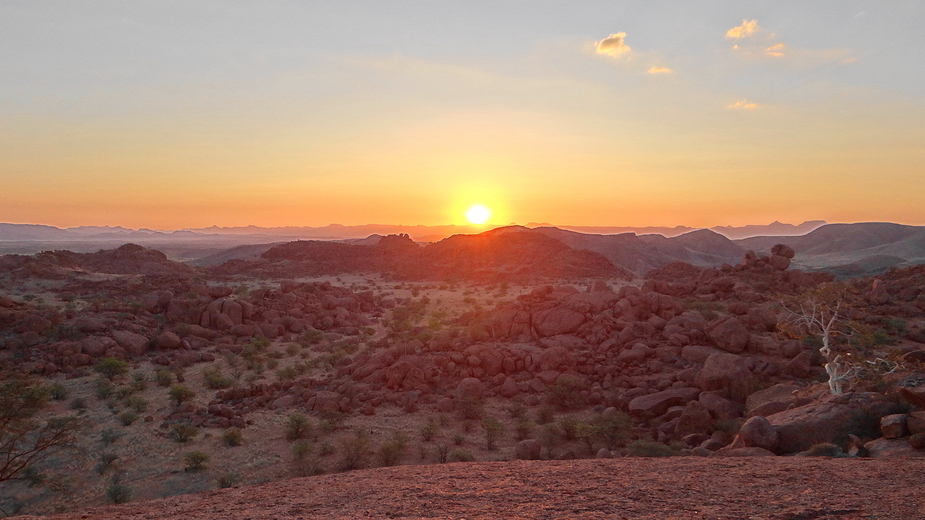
465, 204, 491, 225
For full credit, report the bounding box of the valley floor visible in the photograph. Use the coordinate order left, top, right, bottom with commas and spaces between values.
18, 457, 925, 520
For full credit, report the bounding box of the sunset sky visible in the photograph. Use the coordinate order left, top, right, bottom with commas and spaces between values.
2, 1, 923, 229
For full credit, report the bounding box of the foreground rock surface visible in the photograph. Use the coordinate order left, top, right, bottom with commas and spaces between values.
20, 458, 925, 520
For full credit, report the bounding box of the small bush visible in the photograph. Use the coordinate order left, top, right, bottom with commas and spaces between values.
184, 451, 210, 471
168, 424, 199, 443
558, 417, 581, 441
456, 397, 484, 421
447, 449, 475, 463
106, 475, 131, 504
70, 397, 88, 411
125, 396, 148, 413
338, 430, 372, 471
626, 439, 678, 458
506, 401, 527, 420
94, 357, 128, 381
222, 428, 243, 447
48, 382, 69, 401
217, 472, 242, 488
514, 419, 534, 441
420, 418, 440, 442
436, 443, 450, 463
95, 453, 119, 475
546, 376, 587, 411
100, 428, 124, 446
534, 405, 556, 425
118, 411, 138, 426
481, 417, 503, 450
284, 413, 315, 441
453, 432, 466, 446
168, 384, 195, 406
377, 431, 409, 467
805, 443, 847, 457
95, 380, 116, 400
203, 368, 233, 389
155, 369, 174, 387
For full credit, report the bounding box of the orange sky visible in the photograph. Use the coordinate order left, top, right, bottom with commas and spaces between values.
2, 3, 924, 230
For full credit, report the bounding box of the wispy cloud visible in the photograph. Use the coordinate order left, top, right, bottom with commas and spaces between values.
725, 19, 759, 39
596, 32, 632, 57
646, 66, 672, 74
726, 100, 760, 109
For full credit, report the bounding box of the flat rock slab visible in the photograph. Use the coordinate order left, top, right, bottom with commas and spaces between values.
22, 458, 925, 520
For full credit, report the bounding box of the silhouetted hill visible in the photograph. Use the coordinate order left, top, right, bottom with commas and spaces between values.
736, 223, 925, 276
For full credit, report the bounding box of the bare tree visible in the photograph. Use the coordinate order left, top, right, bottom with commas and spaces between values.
1, 373, 82, 488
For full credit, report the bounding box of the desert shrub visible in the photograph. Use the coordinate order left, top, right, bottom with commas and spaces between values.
557, 418, 580, 441
130, 371, 148, 392
420, 417, 440, 442
447, 449, 475, 463
514, 419, 534, 441
453, 432, 466, 446
538, 423, 565, 455
506, 401, 527, 420
338, 430, 372, 471
319, 411, 345, 433
95, 380, 116, 400
595, 412, 631, 449
300, 329, 325, 345
184, 451, 210, 471
48, 382, 69, 401
216, 472, 242, 488
436, 443, 450, 464
125, 396, 147, 413
284, 413, 315, 441
203, 368, 233, 389
168, 424, 199, 443
546, 376, 587, 411
456, 396, 484, 421
285, 343, 300, 356
118, 411, 138, 426
481, 417, 503, 450
575, 422, 600, 454
626, 439, 678, 457
378, 431, 409, 467
222, 428, 243, 447
94, 357, 128, 381
168, 384, 195, 406
155, 369, 175, 387
805, 443, 847, 457
99, 428, 124, 446
70, 397, 88, 411
534, 405, 556, 425
106, 475, 131, 504
95, 453, 119, 475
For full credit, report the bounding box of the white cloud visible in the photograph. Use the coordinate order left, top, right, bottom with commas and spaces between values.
647, 66, 672, 74
596, 32, 632, 57
726, 20, 759, 39
726, 100, 760, 109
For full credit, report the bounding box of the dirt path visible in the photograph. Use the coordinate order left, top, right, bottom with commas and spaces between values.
21, 458, 925, 520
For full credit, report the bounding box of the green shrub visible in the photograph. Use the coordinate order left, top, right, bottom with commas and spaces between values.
48, 382, 69, 401
184, 451, 210, 471
168, 384, 195, 406
436, 443, 450, 463
118, 411, 138, 426
94, 358, 128, 381
168, 424, 199, 443
106, 475, 131, 504
534, 405, 556, 425
126, 396, 148, 413
595, 412, 631, 450
514, 419, 534, 441
456, 396, 484, 421
546, 375, 587, 411
481, 417, 503, 450
626, 439, 678, 457
217, 472, 242, 488
95, 453, 119, 475
378, 431, 409, 467
506, 401, 527, 420
284, 413, 314, 441
447, 449, 475, 463
203, 368, 233, 389
805, 443, 847, 457
222, 428, 243, 447
155, 369, 174, 387
338, 430, 372, 471
420, 417, 440, 442
95, 380, 116, 400
100, 428, 124, 446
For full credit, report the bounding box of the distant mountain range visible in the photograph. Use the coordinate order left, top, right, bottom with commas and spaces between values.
3, 220, 924, 277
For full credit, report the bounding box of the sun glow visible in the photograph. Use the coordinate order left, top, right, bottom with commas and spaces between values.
465, 204, 491, 225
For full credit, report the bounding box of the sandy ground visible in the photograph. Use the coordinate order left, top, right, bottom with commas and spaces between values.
17, 457, 925, 520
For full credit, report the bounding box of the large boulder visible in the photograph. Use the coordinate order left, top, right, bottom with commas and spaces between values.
729, 416, 778, 451
767, 392, 903, 454
111, 330, 150, 357
515, 439, 542, 460
455, 378, 485, 402
628, 387, 701, 417
705, 317, 750, 354
696, 353, 755, 402
531, 308, 586, 337
674, 401, 715, 438
745, 384, 808, 417
864, 437, 925, 459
